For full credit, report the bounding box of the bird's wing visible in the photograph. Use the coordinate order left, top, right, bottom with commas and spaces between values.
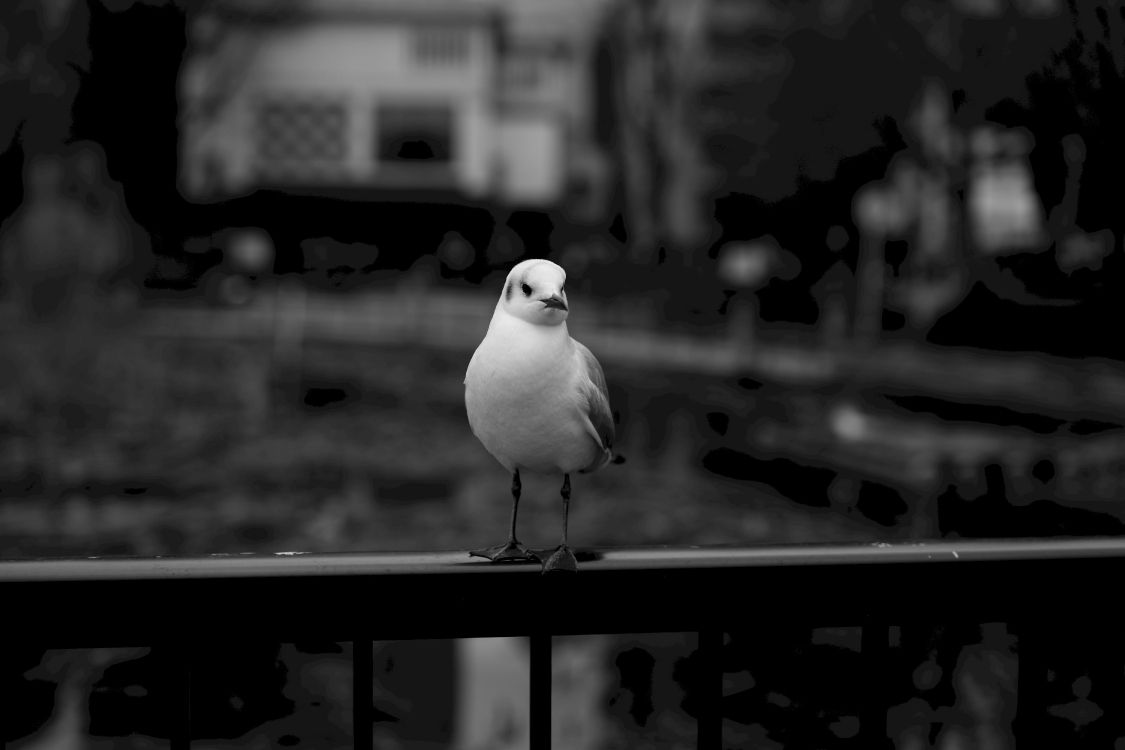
573, 339, 615, 455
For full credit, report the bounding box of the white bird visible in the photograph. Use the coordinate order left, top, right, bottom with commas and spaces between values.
464, 259, 618, 573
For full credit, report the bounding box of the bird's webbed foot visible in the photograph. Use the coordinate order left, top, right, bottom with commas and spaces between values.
470, 540, 540, 563
541, 544, 578, 574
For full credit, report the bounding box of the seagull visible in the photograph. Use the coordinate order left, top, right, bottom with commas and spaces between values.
464, 258, 618, 573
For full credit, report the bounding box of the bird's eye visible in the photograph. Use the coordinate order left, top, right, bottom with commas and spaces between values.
521, 283, 532, 296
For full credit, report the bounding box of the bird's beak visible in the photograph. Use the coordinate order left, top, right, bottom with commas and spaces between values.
541, 294, 568, 311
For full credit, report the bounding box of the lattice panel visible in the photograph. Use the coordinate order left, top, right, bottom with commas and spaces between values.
255, 96, 349, 179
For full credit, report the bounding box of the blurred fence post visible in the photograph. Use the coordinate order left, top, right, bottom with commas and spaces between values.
855, 233, 885, 348
270, 278, 307, 407
853, 184, 894, 348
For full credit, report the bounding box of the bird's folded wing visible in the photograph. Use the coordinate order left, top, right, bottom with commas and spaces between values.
574, 340, 615, 453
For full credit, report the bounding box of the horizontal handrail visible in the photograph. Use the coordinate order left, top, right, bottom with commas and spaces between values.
3, 539, 1125, 647
3, 538, 1125, 581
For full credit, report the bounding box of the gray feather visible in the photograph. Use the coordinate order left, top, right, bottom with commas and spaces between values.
574, 340, 614, 469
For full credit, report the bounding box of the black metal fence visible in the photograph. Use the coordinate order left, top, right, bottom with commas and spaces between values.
3, 539, 1125, 749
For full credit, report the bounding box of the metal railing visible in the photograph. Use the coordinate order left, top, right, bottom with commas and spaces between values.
3, 538, 1125, 749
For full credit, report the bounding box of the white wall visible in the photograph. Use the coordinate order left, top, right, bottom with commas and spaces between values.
251, 22, 490, 93
496, 114, 565, 205
458, 97, 493, 197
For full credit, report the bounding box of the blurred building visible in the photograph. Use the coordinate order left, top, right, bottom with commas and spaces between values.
178, 0, 609, 213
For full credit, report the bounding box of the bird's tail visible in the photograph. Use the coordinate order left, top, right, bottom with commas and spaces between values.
583, 450, 626, 474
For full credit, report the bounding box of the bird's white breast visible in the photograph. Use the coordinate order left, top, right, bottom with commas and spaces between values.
465, 315, 600, 475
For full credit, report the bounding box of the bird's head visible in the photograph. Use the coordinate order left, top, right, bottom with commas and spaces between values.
499, 259, 569, 326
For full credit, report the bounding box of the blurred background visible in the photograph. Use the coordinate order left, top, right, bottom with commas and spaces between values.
4, 0, 1125, 747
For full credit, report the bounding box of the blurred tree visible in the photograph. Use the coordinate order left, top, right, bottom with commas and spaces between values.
0, 0, 155, 313
0, 0, 89, 226
604, 0, 725, 266
0, 0, 88, 156
1030, 1, 1125, 244
1, 142, 139, 317
606, 0, 660, 264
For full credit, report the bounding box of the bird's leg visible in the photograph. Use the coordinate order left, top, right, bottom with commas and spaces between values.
561, 473, 570, 546
470, 469, 538, 563
543, 473, 578, 573
508, 469, 522, 541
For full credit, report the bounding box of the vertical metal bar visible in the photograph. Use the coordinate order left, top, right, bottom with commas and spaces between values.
859, 621, 891, 750
354, 638, 373, 750
696, 629, 722, 750
529, 634, 551, 750
1014, 622, 1045, 747
1, 647, 8, 750
169, 643, 192, 750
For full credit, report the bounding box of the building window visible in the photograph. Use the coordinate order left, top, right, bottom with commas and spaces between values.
376, 103, 453, 164
256, 96, 348, 178
504, 59, 542, 91
411, 27, 469, 66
